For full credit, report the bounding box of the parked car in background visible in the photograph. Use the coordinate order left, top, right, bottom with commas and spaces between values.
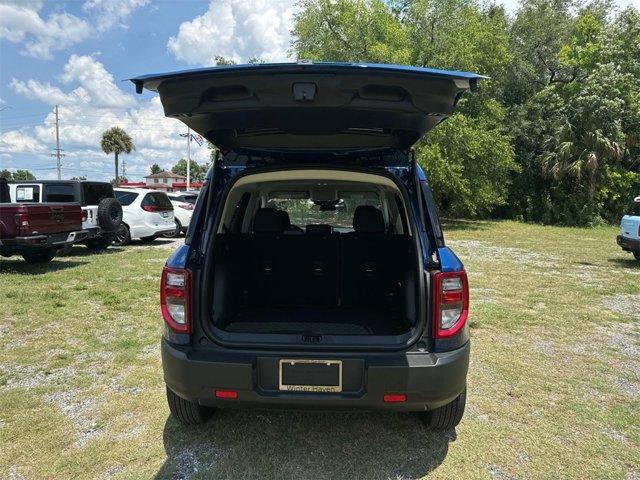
133, 62, 475, 429
113, 188, 175, 245
0, 178, 85, 263
163, 192, 196, 237
617, 196, 640, 262
8, 180, 122, 251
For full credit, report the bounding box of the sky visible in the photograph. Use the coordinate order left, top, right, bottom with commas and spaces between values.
1, 0, 639, 182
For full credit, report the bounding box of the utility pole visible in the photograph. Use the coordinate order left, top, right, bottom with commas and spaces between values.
186, 127, 191, 191
122, 157, 126, 180
52, 105, 63, 180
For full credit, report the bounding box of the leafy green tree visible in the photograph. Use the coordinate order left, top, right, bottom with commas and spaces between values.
12, 170, 36, 181
171, 158, 208, 182
0, 169, 35, 181
150, 163, 162, 175
293, 0, 411, 63
101, 127, 134, 185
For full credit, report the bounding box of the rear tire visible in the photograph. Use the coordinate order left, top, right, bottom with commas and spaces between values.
634, 252, 640, 262
140, 235, 158, 243
22, 248, 56, 264
420, 388, 466, 430
84, 235, 112, 252
112, 224, 131, 246
166, 387, 214, 425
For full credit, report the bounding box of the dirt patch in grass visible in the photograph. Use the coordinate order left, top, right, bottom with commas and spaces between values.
602, 294, 640, 318
46, 389, 105, 448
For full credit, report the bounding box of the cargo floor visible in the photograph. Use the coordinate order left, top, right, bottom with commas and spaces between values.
222, 307, 411, 335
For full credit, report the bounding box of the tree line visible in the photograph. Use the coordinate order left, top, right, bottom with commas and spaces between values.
293, 0, 640, 226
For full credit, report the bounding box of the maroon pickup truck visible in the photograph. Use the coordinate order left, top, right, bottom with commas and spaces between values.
0, 178, 85, 263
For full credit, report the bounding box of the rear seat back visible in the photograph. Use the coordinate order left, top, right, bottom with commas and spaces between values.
341, 206, 411, 307
214, 206, 411, 312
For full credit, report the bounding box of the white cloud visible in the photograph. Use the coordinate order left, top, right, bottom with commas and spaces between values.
167, 0, 298, 65
7, 55, 209, 181
11, 54, 135, 109
0, 1, 91, 60
82, 0, 150, 32
0, 130, 47, 154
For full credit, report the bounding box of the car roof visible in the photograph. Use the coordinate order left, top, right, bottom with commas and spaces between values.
114, 187, 167, 194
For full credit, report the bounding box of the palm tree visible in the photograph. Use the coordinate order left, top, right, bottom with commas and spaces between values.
540, 121, 625, 197
101, 127, 134, 185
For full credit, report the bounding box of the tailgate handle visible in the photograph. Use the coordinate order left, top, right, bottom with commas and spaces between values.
293, 83, 316, 102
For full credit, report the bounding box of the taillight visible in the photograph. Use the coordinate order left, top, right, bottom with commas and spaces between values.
161, 267, 191, 334
433, 270, 469, 338
81, 210, 88, 222
14, 212, 29, 234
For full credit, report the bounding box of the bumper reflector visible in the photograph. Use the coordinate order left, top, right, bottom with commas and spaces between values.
215, 389, 238, 399
383, 394, 406, 403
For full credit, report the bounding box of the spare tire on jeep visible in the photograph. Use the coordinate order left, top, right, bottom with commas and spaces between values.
97, 197, 123, 231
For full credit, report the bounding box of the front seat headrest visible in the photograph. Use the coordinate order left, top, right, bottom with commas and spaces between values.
353, 205, 385, 233
253, 208, 285, 233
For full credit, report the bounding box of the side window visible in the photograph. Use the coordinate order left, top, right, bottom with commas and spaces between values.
15, 185, 41, 202
163, 178, 168, 184
81, 183, 113, 206
115, 191, 139, 206
154, 179, 159, 184
44, 184, 76, 202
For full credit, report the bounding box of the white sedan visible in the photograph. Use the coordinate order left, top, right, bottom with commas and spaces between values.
113, 188, 175, 245
163, 192, 197, 238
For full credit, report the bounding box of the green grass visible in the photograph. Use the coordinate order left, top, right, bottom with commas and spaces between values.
0, 222, 638, 479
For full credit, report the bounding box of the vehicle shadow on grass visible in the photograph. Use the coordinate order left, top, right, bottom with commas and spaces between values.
608, 257, 640, 269
0, 258, 88, 274
155, 410, 454, 479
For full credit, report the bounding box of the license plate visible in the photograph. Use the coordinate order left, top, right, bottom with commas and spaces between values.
279, 359, 342, 393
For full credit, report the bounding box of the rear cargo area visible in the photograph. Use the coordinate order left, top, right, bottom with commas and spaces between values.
211, 230, 416, 336
207, 171, 419, 339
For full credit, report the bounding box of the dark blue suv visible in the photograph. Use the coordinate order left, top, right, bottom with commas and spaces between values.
132, 62, 478, 429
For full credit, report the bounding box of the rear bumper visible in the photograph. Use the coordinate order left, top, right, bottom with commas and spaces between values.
161, 339, 470, 412
130, 224, 176, 239
1, 229, 89, 248
617, 235, 640, 253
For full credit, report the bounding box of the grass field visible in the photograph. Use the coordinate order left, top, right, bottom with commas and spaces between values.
1, 220, 638, 479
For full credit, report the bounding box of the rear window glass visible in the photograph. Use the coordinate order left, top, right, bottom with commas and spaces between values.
14, 185, 40, 203
628, 201, 640, 216
0, 179, 10, 203
266, 191, 381, 231
142, 192, 173, 209
82, 183, 113, 206
115, 191, 139, 206
44, 184, 76, 202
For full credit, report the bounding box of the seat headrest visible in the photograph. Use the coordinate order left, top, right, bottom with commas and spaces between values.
306, 224, 333, 236
353, 205, 385, 233
253, 208, 285, 233
277, 210, 291, 227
